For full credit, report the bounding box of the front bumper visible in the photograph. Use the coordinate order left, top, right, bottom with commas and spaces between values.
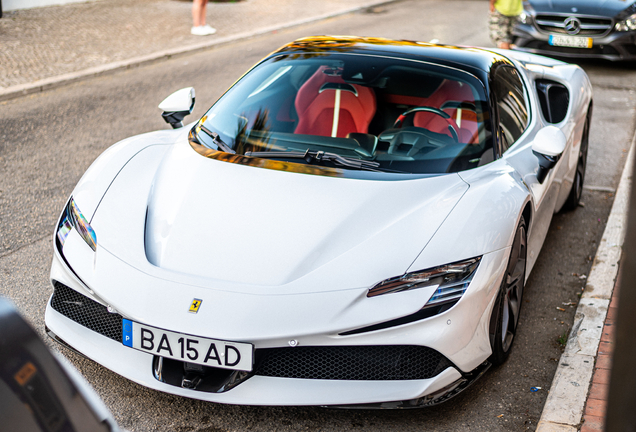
46, 229, 509, 406
513, 23, 636, 61
46, 302, 469, 406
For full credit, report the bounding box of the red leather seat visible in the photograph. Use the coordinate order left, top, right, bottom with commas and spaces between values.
295, 67, 376, 138
413, 79, 478, 143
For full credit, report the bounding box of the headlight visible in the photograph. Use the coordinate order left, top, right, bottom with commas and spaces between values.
57, 197, 97, 251
519, 1, 534, 24
367, 257, 481, 308
615, 13, 636, 31
519, 11, 532, 25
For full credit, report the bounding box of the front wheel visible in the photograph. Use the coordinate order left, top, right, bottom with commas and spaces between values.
489, 216, 527, 366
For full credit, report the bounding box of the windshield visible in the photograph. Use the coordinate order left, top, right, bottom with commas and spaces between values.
192, 53, 493, 175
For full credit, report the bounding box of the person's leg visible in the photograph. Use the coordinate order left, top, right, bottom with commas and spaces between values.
192, 0, 215, 35
192, 0, 206, 27
488, 9, 512, 49
498, 14, 516, 49
488, 10, 503, 48
199, 0, 207, 27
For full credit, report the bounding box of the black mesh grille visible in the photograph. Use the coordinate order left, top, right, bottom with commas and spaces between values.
50, 282, 122, 342
254, 345, 452, 380
623, 44, 636, 55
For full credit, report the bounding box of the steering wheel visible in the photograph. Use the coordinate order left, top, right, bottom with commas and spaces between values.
393, 106, 459, 142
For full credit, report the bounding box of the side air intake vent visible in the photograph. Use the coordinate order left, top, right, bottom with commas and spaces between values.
536, 79, 569, 124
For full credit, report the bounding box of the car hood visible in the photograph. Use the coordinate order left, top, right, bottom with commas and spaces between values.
136, 141, 469, 288
528, 0, 635, 16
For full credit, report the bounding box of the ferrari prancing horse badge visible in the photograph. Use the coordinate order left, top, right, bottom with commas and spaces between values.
189, 299, 202, 313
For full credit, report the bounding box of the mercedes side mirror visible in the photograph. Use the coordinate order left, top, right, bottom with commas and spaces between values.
158, 87, 195, 129
532, 126, 566, 184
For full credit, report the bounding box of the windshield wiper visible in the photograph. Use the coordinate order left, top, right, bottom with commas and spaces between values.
244, 150, 381, 171
197, 124, 236, 154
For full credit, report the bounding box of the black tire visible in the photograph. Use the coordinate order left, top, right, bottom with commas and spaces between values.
562, 107, 592, 212
489, 216, 527, 366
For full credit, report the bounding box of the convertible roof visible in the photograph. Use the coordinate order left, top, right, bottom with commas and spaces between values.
271, 36, 513, 75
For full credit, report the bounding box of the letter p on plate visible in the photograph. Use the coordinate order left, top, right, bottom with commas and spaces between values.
122, 319, 133, 347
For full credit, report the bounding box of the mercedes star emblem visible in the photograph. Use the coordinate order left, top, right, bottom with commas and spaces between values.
564, 16, 582, 35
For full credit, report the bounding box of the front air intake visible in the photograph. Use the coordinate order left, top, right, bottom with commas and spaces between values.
254, 345, 453, 380
50, 282, 122, 342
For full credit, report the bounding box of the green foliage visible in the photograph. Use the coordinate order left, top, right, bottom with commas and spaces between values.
557, 330, 569, 347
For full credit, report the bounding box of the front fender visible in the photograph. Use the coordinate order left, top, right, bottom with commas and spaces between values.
408, 159, 531, 273
70, 128, 186, 222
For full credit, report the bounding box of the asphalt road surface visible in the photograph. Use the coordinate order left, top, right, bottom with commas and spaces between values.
1, 1, 635, 431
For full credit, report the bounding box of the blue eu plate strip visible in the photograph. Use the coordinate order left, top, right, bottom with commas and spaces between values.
122, 319, 133, 347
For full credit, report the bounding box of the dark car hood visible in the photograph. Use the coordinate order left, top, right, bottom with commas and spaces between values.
529, 0, 635, 17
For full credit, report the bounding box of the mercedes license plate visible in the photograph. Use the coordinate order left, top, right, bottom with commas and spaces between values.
122, 319, 253, 371
549, 35, 592, 49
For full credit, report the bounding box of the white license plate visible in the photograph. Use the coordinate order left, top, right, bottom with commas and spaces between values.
122, 319, 253, 372
549, 35, 592, 49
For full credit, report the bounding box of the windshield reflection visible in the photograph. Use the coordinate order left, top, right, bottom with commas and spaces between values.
191, 53, 493, 176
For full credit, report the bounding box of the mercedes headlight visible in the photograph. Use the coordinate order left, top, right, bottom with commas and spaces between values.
57, 197, 97, 251
367, 257, 481, 308
519, 11, 533, 25
616, 13, 636, 31
519, 2, 534, 24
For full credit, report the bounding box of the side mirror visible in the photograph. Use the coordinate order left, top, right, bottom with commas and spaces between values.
158, 87, 195, 129
532, 126, 566, 184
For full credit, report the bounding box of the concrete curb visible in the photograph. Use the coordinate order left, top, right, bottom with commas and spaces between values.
536, 130, 635, 431
0, 0, 396, 103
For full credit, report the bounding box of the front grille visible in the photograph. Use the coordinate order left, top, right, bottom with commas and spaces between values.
254, 345, 453, 380
535, 14, 612, 37
624, 44, 636, 55
50, 282, 122, 342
